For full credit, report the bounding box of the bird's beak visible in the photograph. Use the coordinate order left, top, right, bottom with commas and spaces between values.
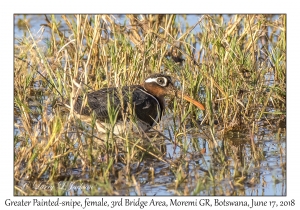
177, 91, 205, 110
165, 80, 205, 110
168, 85, 205, 110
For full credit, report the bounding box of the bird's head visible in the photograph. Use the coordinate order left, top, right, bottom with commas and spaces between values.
142, 74, 205, 110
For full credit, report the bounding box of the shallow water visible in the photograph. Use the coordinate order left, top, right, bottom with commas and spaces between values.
14, 112, 286, 195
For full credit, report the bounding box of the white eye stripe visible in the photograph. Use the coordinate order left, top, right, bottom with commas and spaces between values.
145, 78, 157, 83
145, 77, 168, 86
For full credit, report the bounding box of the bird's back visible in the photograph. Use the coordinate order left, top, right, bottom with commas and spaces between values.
74, 85, 162, 129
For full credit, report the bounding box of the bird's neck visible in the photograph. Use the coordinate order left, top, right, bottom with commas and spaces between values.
140, 83, 166, 111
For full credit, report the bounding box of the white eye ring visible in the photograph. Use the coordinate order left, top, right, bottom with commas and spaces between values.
145, 77, 168, 87
156, 77, 167, 86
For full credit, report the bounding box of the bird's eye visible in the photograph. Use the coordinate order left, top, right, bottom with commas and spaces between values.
156, 77, 166, 86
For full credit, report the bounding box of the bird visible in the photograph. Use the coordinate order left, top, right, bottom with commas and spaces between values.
70, 73, 205, 134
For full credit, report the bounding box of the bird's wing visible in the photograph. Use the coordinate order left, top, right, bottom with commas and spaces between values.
74, 87, 122, 121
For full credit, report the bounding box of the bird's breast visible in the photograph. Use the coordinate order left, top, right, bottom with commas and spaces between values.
130, 87, 162, 128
